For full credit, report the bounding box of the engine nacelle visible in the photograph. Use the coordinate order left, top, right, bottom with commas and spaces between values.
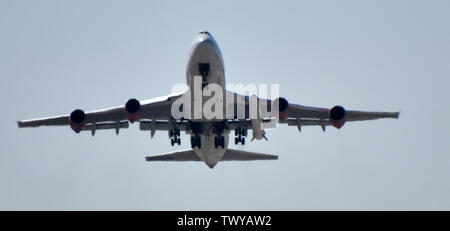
69, 109, 86, 133
329, 105, 346, 129
274, 97, 289, 120
125, 98, 141, 123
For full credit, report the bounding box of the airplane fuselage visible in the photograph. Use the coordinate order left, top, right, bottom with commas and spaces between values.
185, 31, 229, 168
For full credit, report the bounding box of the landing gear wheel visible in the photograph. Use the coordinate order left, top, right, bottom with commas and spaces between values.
220, 136, 225, 148
214, 136, 225, 148
195, 136, 201, 149
234, 128, 247, 145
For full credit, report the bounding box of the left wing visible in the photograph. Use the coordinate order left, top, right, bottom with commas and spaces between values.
230, 91, 399, 131
283, 104, 399, 130
286, 104, 400, 121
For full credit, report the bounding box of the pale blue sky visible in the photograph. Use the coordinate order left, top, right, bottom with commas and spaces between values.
1, 0, 449, 210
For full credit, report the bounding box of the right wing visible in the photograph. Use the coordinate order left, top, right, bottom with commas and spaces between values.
17, 92, 185, 133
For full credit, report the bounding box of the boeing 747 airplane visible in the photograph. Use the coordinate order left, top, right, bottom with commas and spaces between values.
18, 31, 399, 168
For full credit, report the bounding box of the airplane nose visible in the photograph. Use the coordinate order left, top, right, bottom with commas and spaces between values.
189, 30, 224, 66
193, 33, 215, 52
197, 31, 215, 43
198, 30, 211, 36
198, 34, 212, 43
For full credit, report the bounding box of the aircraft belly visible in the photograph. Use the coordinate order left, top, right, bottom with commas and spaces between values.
193, 132, 229, 168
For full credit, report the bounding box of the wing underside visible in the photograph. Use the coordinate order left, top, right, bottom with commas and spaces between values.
18, 89, 399, 134
17, 92, 185, 134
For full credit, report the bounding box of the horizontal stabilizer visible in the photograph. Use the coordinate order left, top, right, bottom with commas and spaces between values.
145, 149, 278, 162
145, 150, 200, 161
221, 149, 278, 161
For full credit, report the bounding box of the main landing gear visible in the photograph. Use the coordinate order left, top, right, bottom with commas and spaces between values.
214, 135, 225, 149
169, 129, 181, 146
234, 128, 247, 145
191, 135, 201, 149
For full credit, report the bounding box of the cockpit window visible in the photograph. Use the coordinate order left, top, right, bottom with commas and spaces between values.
199, 31, 211, 35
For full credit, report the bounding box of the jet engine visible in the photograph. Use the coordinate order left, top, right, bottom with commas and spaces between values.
329, 105, 346, 129
125, 98, 141, 123
274, 97, 289, 120
69, 109, 86, 133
